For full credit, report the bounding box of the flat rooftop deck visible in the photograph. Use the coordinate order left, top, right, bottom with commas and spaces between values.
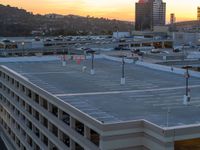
1, 58, 200, 127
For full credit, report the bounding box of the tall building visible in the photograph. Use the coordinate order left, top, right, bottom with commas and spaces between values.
135, 0, 166, 31
197, 7, 200, 20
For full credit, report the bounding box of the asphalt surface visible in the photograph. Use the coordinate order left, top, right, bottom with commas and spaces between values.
2, 59, 200, 127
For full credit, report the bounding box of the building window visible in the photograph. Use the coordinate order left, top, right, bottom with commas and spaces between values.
41, 116, 48, 128
27, 89, 32, 98
35, 110, 39, 120
50, 104, 58, 117
28, 105, 32, 115
27, 120, 32, 130
41, 98, 48, 110
22, 101, 25, 108
60, 131, 70, 147
75, 142, 84, 150
33, 126, 40, 137
49, 122, 58, 137
16, 81, 19, 88
22, 85, 25, 93
27, 136, 33, 147
16, 96, 19, 103
61, 111, 70, 125
42, 134, 48, 146
90, 129, 100, 146
35, 94, 39, 103
11, 78, 14, 85
75, 120, 84, 136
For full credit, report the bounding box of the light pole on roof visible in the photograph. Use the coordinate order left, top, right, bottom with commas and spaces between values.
21, 42, 25, 57
119, 54, 126, 85
86, 49, 96, 75
182, 65, 192, 105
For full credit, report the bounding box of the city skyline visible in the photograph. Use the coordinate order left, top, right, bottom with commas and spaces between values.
0, 0, 200, 22
135, 0, 166, 31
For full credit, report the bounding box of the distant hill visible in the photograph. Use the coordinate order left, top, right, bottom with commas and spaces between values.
0, 4, 134, 36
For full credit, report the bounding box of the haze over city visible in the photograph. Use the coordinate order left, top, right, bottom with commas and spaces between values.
0, 0, 200, 22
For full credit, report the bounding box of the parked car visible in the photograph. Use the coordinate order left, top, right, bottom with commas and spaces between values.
151, 49, 161, 54
132, 49, 144, 56
173, 46, 183, 53
114, 47, 121, 50
121, 47, 131, 51
1, 39, 11, 43
173, 48, 181, 53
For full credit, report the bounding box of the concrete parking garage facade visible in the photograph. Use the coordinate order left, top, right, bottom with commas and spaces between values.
0, 57, 200, 150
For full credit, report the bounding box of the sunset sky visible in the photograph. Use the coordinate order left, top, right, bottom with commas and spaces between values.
0, 0, 200, 22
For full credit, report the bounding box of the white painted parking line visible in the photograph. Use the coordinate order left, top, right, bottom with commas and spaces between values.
87, 112, 107, 115
81, 108, 99, 112
21, 71, 75, 75
153, 102, 180, 107
54, 85, 200, 97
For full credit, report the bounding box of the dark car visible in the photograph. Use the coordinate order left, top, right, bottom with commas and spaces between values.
114, 47, 122, 50
173, 48, 181, 53
132, 49, 144, 56
2, 39, 11, 43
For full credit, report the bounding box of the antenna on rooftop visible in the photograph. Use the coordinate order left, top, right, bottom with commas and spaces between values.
86, 49, 96, 75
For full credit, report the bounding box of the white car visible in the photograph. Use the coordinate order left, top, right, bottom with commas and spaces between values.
151, 49, 161, 53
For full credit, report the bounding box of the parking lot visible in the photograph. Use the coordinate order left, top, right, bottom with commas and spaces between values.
2, 58, 200, 127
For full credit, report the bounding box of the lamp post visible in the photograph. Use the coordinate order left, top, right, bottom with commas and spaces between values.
42, 32, 45, 42
182, 65, 192, 105
119, 55, 126, 85
21, 42, 25, 57
86, 49, 96, 75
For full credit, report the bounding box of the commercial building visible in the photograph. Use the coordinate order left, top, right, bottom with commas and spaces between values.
172, 32, 200, 45
135, 0, 153, 31
197, 7, 200, 20
152, 0, 166, 26
112, 32, 130, 39
135, 0, 166, 31
0, 56, 200, 150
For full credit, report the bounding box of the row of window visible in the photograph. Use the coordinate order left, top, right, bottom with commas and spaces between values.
0, 72, 100, 148
0, 105, 39, 150
1, 95, 86, 150
0, 87, 81, 150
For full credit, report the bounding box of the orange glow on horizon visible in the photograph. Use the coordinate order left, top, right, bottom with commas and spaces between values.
0, 0, 200, 22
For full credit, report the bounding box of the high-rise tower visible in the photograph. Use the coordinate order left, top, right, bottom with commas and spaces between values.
135, 0, 166, 31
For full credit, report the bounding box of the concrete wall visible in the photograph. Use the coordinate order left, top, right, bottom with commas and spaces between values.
102, 54, 200, 78
136, 61, 200, 78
